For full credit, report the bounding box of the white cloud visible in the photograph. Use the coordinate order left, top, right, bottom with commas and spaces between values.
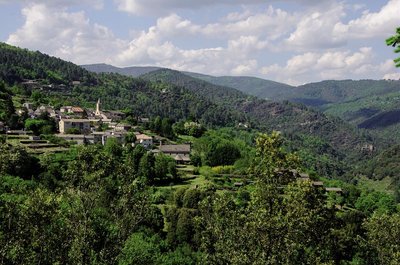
259, 47, 395, 85
7, 4, 123, 64
114, 0, 324, 15
0, 0, 104, 9
383, 73, 400, 80
335, 0, 400, 39
284, 0, 400, 51
5, 0, 399, 85
285, 3, 346, 50
203, 6, 296, 41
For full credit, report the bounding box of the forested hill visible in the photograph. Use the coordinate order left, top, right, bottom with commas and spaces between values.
181, 72, 400, 142
184, 72, 295, 100
141, 69, 250, 105
82, 63, 161, 77
140, 69, 372, 153
0, 43, 96, 85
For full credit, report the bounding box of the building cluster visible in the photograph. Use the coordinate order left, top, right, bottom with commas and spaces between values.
18, 99, 191, 163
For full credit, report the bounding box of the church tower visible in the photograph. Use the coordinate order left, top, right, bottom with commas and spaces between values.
95, 98, 101, 116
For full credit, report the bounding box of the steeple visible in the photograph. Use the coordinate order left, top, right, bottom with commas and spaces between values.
95, 98, 101, 116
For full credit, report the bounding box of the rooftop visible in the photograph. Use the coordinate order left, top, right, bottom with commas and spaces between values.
137, 134, 152, 140
160, 144, 191, 153
60, 119, 91, 122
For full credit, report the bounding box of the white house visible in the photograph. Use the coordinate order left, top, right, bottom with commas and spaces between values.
59, 119, 91, 134
136, 134, 153, 149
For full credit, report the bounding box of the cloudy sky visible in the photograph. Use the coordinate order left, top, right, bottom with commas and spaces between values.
0, 0, 399, 85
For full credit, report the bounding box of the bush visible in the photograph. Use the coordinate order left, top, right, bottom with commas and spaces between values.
212, 165, 235, 174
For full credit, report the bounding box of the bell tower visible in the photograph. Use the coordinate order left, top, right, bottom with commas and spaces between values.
95, 98, 101, 116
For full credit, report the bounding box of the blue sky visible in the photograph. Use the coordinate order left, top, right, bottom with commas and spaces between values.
0, 0, 399, 85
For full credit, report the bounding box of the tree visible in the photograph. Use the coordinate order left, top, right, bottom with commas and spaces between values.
205, 141, 241, 167
126, 144, 147, 174
125, 132, 136, 145
161, 117, 175, 139
152, 116, 162, 133
0, 143, 41, 179
104, 137, 123, 157
24, 118, 48, 135
386, 27, 400, 67
364, 213, 400, 264
138, 152, 156, 183
154, 153, 176, 182
197, 133, 335, 264
118, 232, 162, 265
249, 131, 300, 185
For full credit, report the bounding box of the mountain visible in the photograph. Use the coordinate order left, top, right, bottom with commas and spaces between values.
81, 63, 161, 77
181, 74, 400, 141
140, 69, 373, 159
184, 72, 295, 100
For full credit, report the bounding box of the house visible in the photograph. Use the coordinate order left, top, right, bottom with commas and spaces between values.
60, 106, 86, 117
114, 123, 132, 132
71, 107, 86, 117
60, 106, 73, 113
159, 144, 191, 163
35, 105, 56, 117
21, 80, 40, 89
136, 134, 153, 149
108, 111, 126, 121
59, 119, 91, 134
92, 131, 126, 145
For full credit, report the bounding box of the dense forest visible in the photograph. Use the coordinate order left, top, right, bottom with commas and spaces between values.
0, 42, 400, 264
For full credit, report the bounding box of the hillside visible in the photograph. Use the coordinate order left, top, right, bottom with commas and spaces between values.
184, 72, 295, 100
185, 74, 400, 141
0, 43, 96, 85
140, 69, 372, 159
82, 63, 161, 77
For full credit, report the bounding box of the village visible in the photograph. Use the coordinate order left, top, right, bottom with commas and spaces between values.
2, 98, 192, 165
1, 97, 345, 197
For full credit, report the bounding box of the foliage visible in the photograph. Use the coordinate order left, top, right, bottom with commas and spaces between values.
0, 81, 15, 122
0, 42, 96, 85
0, 143, 41, 179
364, 213, 400, 264
386, 27, 400, 67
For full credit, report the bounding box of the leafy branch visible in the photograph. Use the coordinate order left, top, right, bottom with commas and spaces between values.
386, 27, 400, 67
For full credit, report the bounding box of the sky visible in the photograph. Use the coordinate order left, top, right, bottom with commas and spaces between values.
0, 0, 399, 85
